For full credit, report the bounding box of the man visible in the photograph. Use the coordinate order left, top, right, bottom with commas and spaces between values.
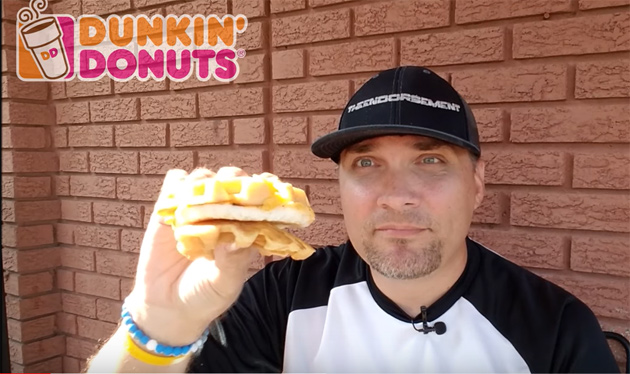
88, 66, 618, 373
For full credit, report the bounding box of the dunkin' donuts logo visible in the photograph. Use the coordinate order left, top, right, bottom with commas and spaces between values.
17, 0, 248, 82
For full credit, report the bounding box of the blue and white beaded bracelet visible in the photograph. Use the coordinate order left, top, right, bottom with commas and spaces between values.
120, 302, 210, 357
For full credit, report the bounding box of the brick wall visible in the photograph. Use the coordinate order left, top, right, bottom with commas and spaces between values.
2, 0, 629, 372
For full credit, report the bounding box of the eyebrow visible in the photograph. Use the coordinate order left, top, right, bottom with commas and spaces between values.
344, 139, 450, 155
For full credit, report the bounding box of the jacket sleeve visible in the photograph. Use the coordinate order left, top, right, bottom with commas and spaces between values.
187, 258, 293, 373
551, 298, 620, 373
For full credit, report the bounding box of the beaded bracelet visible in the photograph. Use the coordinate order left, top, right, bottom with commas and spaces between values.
120, 302, 210, 359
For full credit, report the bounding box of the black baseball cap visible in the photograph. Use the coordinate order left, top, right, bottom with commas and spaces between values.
311, 66, 480, 163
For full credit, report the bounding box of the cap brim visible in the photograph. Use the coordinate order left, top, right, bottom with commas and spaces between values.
311, 124, 481, 162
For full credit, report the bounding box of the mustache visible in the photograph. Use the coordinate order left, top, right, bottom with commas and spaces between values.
365, 211, 432, 230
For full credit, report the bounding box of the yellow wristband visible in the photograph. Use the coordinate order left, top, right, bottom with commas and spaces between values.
124, 332, 189, 366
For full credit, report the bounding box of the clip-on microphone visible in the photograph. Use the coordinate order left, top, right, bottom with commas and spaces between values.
411, 306, 447, 335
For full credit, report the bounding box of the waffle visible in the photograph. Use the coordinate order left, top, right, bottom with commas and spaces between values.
156, 171, 316, 261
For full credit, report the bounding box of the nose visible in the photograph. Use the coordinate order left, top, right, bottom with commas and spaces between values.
375, 172, 422, 210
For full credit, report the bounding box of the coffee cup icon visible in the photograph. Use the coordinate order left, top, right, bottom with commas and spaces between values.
20, 17, 69, 79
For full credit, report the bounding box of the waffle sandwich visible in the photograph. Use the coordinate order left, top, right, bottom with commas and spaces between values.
156, 169, 316, 261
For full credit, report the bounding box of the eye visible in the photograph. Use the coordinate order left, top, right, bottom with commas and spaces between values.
420, 156, 442, 164
355, 158, 375, 168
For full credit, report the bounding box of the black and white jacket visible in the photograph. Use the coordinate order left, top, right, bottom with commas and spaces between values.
189, 238, 618, 373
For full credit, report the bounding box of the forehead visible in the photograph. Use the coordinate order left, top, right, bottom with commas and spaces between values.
342, 135, 453, 156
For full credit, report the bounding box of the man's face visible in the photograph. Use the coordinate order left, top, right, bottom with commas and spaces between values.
338, 135, 485, 280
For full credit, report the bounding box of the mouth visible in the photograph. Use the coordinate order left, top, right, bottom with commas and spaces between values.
374, 225, 427, 237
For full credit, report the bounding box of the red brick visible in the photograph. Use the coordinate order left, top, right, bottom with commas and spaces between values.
511, 192, 630, 232
3, 101, 55, 125
402, 27, 503, 66
59, 150, 88, 172
143, 204, 154, 228
355, 0, 449, 36
238, 21, 263, 51
571, 236, 630, 277
7, 315, 56, 342
70, 175, 116, 198
469, 229, 565, 269
272, 49, 304, 80
115, 123, 167, 147
116, 176, 162, 201
198, 149, 265, 174
288, 216, 346, 246
114, 79, 167, 94
140, 151, 194, 175
472, 190, 504, 224
573, 153, 630, 190
2, 176, 51, 199
3, 200, 60, 223
483, 150, 566, 186
93, 201, 143, 228
68, 125, 114, 147
6, 293, 61, 319
11, 335, 65, 365
57, 269, 75, 291
61, 200, 92, 222
233, 0, 266, 17
66, 336, 98, 360
74, 225, 120, 250
75, 272, 120, 299
309, 0, 352, 5
199, 87, 264, 117
56, 102, 89, 125
455, 0, 571, 24
3, 151, 59, 173
579, 0, 629, 9
170, 120, 229, 147
55, 223, 74, 244
511, 104, 630, 143
121, 278, 134, 297
57, 313, 77, 335
310, 39, 395, 76
50, 82, 66, 100
234, 117, 266, 144
273, 149, 336, 179
141, 94, 197, 120
89, 150, 139, 174
575, 60, 630, 99
165, 0, 226, 15
83, 0, 130, 14
272, 9, 350, 46
541, 272, 630, 320
308, 181, 342, 215
234, 53, 266, 84
96, 298, 123, 323
66, 78, 111, 98
62, 293, 96, 318
5, 271, 54, 296
121, 229, 144, 253
63, 356, 80, 373
274, 81, 349, 112
273, 117, 307, 144
50, 0, 82, 17
2, 126, 47, 148
13, 356, 63, 374
2, 225, 55, 248
61, 247, 95, 271
473, 108, 504, 143
77, 316, 117, 341
311, 115, 339, 142
271, 0, 305, 13
514, 13, 630, 59
2, 75, 48, 101
90, 98, 139, 122
52, 126, 68, 148
452, 65, 567, 103
56, 176, 71, 197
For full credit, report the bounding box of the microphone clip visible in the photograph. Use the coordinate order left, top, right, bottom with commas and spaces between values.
411, 306, 447, 335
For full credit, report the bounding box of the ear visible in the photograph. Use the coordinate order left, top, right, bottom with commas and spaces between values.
472, 160, 485, 210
